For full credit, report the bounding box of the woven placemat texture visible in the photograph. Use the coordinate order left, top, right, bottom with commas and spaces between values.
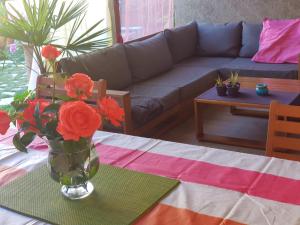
0, 164, 179, 225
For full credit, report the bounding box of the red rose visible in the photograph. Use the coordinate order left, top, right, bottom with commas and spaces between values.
18, 99, 50, 132
41, 45, 61, 61
98, 97, 124, 127
57, 101, 101, 141
0, 110, 10, 135
65, 73, 94, 100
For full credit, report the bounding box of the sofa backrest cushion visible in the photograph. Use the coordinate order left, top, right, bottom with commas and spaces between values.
239, 22, 263, 57
59, 44, 132, 90
164, 21, 198, 63
196, 22, 242, 57
124, 33, 173, 82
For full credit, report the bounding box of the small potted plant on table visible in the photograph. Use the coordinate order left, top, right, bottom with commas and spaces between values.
227, 72, 240, 97
215, 76, 227, 96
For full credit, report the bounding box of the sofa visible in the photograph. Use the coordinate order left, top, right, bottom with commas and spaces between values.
59, 21, 300, 136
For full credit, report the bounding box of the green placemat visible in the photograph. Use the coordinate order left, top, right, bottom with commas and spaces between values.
0, 165, 179, 225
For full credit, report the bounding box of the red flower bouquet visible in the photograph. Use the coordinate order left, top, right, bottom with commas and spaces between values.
0, 72, 124, 150
0, 55, 124, 199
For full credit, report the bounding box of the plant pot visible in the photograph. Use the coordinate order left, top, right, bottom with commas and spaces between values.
216, 85, 227, 96
227, 85, 240, 97
48, 138, 99, 200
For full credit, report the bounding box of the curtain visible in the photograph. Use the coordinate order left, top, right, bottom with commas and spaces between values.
118, 0, 174, 42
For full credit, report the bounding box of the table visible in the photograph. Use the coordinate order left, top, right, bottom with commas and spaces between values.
1, 129, 300, 225
194, 77, 300, 149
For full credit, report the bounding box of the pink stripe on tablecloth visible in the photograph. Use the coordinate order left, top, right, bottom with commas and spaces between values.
96, 144, 300, 205
0, 166, 27, 187
0, 130, 49, 151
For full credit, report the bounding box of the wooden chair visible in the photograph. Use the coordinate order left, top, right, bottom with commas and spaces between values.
36, 75, 107, 103
36, 75, 134, 133
266, 101, 300, 161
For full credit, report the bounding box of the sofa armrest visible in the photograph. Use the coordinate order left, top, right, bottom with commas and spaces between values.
106, 90, 133, 134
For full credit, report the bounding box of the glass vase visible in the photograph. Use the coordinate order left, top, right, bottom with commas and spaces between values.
48, 138, 99, 200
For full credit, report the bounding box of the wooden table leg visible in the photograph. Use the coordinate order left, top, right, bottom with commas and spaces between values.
194, 101, 204, 139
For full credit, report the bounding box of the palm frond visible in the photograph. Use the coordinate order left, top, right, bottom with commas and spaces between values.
0, 0, 111, 73
53, 0, 87, 29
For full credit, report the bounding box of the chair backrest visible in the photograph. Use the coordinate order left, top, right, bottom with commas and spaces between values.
266, 101, 300, 161
36, 76, 107, 104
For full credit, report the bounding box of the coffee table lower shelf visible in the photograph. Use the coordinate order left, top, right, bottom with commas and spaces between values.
194, 100, 268, 150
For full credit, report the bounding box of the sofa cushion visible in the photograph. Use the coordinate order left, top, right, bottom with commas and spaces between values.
59, 44, 132, 90
175, 57, 235, 70
130, 96, 164, 128
124, 33, 173, 82
125, 85, 180, 111
252, 18, 300, 64
220, 57, 298, 79
124, 85, 180, 128
239, 22, 262, 58
197, 22, 242, 57
141, 67, 218, 99
164, 21, 198, 63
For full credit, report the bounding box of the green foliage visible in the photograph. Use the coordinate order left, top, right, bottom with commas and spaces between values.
13, 90, 35, 104
8, 89, 62, 152
0, 0, 111, 73
13, 132, 36, 152
228, 72, 239, 87
215, 76, 225, 87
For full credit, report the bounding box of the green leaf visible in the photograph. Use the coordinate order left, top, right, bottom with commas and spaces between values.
45, 120, 59, 139
33, 102, 43, 131
12, 103, 29, 112
63, 138, 90, 153
13, 90, 35, 104
59, 175, 72, 186
13, 133, 27, 153
20, 132, 36, 146
55, 95, 74, 101
19, 121, 31, 132
43, 103, 60, 114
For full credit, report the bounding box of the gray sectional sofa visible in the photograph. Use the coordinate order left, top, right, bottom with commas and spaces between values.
59, 21, 299, 136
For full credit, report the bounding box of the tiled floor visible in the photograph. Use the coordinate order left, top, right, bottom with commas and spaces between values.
161, 105, 267, 156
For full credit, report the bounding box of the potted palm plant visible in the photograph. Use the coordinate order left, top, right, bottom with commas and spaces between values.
215, 76, 227, 96
227, 72, 240, 97
0, 0, 111, 74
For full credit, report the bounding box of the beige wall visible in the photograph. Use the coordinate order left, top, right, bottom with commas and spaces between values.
174, 0, 300, 25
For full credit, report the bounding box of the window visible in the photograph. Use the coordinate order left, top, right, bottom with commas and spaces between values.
119, 0, 174, 42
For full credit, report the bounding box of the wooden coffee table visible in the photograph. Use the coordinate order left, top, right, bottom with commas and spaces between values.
194, 77, 300, 149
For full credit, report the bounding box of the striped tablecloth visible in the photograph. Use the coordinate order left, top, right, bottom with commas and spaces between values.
1, 129, 300, 225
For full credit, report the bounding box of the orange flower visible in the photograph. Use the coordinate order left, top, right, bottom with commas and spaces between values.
98, 97, 124, 127
57, 101, 101, 141
41, 45, 61, 61
18, 99, 50, 132
0, 110, 10, 135
65, 73, 94, 100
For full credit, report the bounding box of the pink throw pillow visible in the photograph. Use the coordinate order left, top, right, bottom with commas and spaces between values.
252, 18, 300, 64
